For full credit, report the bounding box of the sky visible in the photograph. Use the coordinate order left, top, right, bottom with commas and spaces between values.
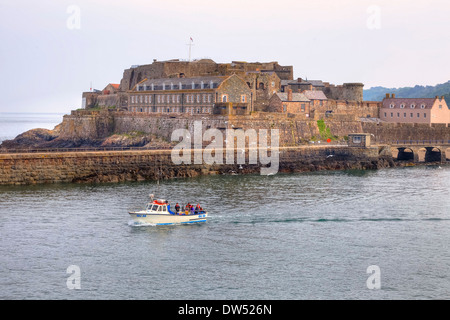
0, 0, 449, 113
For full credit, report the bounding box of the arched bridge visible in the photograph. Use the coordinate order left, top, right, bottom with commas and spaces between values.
383, 140, 450, 163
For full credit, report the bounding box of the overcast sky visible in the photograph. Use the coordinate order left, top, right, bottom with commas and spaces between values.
0, 0, 449, 113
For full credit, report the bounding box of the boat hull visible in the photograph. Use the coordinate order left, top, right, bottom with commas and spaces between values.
129, 211, 208, 226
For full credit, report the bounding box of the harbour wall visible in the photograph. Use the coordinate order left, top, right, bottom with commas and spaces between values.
0, 146, 390, 185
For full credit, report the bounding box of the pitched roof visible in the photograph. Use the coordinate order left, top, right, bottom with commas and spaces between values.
303, 90, 327, 100
275, 92, 310, 102
109, 84, 120, 89
135, 76, 229, 91
382, 98, 436, 109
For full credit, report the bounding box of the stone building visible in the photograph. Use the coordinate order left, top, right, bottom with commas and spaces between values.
281, 78, 364, 101
268, 89, 311, 116
380, 94, 449, 125
127, 74, 251, 115
119, 59, 293, 92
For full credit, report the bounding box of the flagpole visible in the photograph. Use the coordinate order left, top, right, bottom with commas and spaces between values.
187, 37, 194, 62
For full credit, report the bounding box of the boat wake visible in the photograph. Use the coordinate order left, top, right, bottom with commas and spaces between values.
128, 220, 157, 227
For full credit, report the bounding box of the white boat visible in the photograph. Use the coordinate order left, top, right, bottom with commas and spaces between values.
128, 194, 208, 226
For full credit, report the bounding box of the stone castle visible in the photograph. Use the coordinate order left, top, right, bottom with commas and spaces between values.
82, 58, 375, 120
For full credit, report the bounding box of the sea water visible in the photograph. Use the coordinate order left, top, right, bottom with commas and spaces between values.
0, 113, 450, 300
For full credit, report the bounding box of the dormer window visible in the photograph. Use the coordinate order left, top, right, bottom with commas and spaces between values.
389, 104, 395, 108
170, 82, 174, 90
421, 104, 426, 109
400, 104, 405, 109
179, 82, 183, 90
201, 81, 204, 89
151, 83, 154, 91
410, 104, 415, 109
191, 82, 195, 89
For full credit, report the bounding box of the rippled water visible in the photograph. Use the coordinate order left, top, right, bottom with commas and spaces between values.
1, 166, 449, 299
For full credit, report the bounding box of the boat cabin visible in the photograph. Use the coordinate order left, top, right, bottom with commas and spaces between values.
145, 200, 170, 213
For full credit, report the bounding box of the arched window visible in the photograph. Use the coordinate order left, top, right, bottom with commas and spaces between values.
258, 83, 265, 90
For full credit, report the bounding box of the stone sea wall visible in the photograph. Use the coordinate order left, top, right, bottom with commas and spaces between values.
0, 146, 391, 185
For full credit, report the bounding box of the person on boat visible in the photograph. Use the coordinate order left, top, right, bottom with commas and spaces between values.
175, 203, 180, 213
190, 205, 195, 214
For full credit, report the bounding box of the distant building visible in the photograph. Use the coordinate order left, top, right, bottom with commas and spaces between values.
128, 74, 252, 115
268, 89, 311, 116
380, 94, 449, 125
348, 133, 371, 147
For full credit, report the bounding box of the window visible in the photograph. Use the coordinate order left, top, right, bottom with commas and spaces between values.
301, 104, 305, 112
384, 112, 387, 117
390, 104, 395, 108
400, 104, 405, 109
203, 94, 206, 103
177, 95, 180, 103
131, 96, 135, 104
283, 104, 287, 113
140, 96, 143, 103
421, 104, 425, 109
410, 113, 413, 117
157, 95, 161, 103
197, 94, 200, 103
417, 113, 420, 117
410, 104, 415, 109
162, 95, 165, 103
144, 95, 148, 103
424, 113, 426, 118
352, 136, 362, 144
241, 95, 246, 103
208, 94, 212, 103
222, 95, 228, 103
149, 95, 152, 103
390, 112, 393, 117
397, 112, 400, 117
271, 81, 275, 87
404, 112, 406, 117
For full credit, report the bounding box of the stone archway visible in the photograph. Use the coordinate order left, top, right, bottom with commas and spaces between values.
424, 147, 443, 163
396, 147, 415, 161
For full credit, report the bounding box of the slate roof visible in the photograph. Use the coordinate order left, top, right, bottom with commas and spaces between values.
382, 98, 437, 109
303, 90, 328, 100
275, 92, 310, 102
135, 76, 228, 91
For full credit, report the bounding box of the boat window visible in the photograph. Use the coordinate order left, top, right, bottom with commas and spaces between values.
151, 205, 158, 211
157, 206, 162, 212
162, 205, 167, 212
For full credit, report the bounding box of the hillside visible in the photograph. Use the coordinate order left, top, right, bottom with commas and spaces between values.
364, 80, 450, 104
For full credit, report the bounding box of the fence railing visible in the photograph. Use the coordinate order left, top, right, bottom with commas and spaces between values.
376, 140, 450, 145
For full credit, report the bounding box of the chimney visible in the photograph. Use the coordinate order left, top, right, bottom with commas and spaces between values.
441, 96, 445, 100
392, 93, 395, 98
386, 93, 390, 99
435, 96, 439, 99
287, 88, 293, 101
